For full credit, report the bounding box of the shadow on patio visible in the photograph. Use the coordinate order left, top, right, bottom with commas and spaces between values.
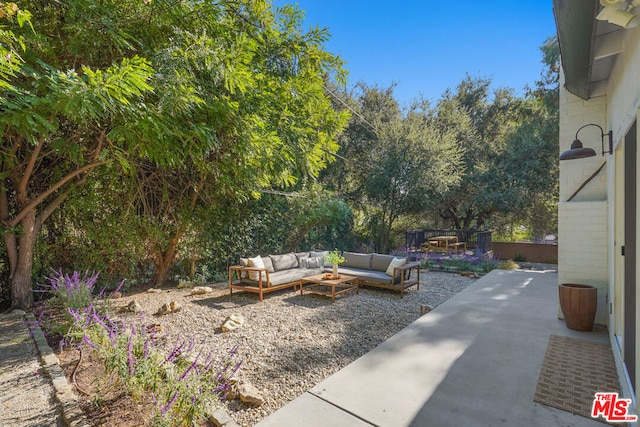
257, 268, 618, 427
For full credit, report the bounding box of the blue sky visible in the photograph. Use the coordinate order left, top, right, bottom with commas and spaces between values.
274, 1, 557, 105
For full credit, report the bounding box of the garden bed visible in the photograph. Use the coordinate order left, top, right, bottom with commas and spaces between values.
37, 271, 476, 426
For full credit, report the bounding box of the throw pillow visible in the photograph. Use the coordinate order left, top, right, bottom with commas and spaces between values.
307, 257, 322, 268
262, 256, 275, 273
298, 256, 309, 268
385, 257, 406, 276
248, 256, 265, 281
239, 258, 249, 279
309, 250, 328, 266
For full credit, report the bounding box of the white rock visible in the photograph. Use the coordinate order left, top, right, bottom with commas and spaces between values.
117, 300, 142, 313
157, 302, 172, 315
170, 301, 182, 313
206, 404, 240, 427
238, 381, 264, 406
128, 300, 142, 313
157, 301, 182, 315
420, 304, 433, 316
221, 314, 244, 332
190, 286, 214, 295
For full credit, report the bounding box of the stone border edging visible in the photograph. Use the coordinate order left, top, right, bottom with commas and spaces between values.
24, 312, 91, 427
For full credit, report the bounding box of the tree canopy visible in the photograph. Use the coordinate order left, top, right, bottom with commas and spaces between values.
1, 0, 348, 308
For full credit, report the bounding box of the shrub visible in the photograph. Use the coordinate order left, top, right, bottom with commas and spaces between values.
513, 253, 527, 262
416, 250, 500, 274
499, 260, 520, 270
35, 270, 241, 425
36, 270, 98, 310
34, 270, 117, 337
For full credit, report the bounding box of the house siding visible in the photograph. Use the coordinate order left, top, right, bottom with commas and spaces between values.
558, 23, 640, 408
558, 82, 608, 202
558, 201, 608, 325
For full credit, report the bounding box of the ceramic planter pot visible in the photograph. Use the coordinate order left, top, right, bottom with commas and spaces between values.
558, 283, 597, 331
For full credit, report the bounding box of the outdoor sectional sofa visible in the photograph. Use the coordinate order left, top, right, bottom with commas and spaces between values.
228, 250, 420, 301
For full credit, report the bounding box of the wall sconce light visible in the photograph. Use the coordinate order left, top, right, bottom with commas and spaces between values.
597, 0, 640, 28
559, 123, 613, 160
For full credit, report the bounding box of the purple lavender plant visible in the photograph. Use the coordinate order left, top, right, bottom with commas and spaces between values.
127, 333, 135, 376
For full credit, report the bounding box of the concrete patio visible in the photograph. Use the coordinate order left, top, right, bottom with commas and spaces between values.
258, 267, 623, 427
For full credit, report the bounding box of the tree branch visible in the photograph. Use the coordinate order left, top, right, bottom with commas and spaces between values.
17, 136, 44, 200
7, 160, 107, 228
37, 188, 72, 229
188, 176, 206, 211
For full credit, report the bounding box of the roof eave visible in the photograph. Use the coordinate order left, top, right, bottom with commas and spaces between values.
552, 0, 600, 100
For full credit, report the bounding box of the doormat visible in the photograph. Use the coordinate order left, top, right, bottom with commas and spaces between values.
533, 335, 623, 424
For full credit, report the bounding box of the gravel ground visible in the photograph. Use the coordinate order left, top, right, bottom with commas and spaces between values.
112, 270, 476, 426
0, 312, 64, 427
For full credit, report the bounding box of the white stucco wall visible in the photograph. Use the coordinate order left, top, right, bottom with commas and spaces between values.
558, 201, 609, 325
558, 87, 608, 202
600, 25, 640, 407
558, 69, 609, 325
559, 25, 640, 406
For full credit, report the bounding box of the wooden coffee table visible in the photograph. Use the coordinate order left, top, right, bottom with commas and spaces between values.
299, 273, 359, 302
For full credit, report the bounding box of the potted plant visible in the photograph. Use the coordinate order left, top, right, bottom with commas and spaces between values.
325, 250, 345, 279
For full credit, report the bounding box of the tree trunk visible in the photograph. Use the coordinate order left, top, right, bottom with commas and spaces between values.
440, 207, 462, 229
10, 211, 39, 309
189, 259, 196, 281
151, 233, 182, 287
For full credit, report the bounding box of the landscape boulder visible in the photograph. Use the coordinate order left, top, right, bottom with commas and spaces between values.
238, 381, 264, 406
118, 300, 142, 313
189, 286, 214, 296
221, 314, 244, 332
157, 301, 183, 315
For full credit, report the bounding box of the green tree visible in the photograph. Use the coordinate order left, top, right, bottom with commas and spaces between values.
428, 37, 559, 238
1, 1, 156, 309
322, 84, 461, 252
0, 0, 348, 308
126, 2, 349, 286
285, 186, 354, 251
430, 75, 523, 229
499, 36, 559, 239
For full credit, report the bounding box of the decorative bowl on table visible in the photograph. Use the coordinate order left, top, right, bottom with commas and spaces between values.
322, 273, 340, 280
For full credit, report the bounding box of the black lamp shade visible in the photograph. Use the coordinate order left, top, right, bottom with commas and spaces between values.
559, 139, 597, 160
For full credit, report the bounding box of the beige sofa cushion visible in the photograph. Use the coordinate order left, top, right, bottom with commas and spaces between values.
248, 256, 265, 280
342, 252, 372, 270
262, 256, 275, 273
269, 253, 298, 271
385, 257, 406, 276
309, 251, 330, 267
336, 267, 392, 284
371, 254, 395, 272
